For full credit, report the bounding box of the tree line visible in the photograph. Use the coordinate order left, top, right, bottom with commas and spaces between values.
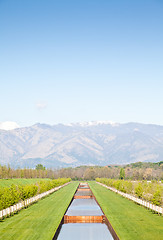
96, 178, 163, 206
0, 161, 163, 180
0, 178, 71, 210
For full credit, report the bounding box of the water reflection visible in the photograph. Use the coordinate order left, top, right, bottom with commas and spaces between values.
54, 183, 114, 240
57, 223, 113, 240
66, 199, 103, 216
75, 190, 92, 196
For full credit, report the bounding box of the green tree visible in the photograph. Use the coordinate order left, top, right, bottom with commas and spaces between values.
152, 190, 161, 206
84, 168, 96, 180
120, 168, 125, 179
135, 183, 143, 198
35, 164, 45, 170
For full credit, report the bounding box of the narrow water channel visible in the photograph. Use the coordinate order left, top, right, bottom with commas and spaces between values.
57, 223, 113, 240
54, 183, 114, 240
66, 199, 103, 216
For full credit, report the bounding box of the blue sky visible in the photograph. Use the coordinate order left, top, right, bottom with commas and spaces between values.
0, 0, 163, 126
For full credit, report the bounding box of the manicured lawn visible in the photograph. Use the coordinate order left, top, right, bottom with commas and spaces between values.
0, 178, 50, 187
0, 182, 78, 240
89, 181, 163, 240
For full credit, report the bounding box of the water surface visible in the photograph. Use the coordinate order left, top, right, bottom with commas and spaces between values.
75, 190, 92, 196
57, 223, 113, 240
66, 199, 103, 216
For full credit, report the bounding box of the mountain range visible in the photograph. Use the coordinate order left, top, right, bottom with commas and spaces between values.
0, 121, 163, 168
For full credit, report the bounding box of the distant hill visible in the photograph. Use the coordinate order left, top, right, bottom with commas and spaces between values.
0, 121, 163, 168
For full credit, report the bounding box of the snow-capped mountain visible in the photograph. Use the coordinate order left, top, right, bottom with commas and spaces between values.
0, 121, 20, 130
67, 121, 119, 127
0, 121, 163, 168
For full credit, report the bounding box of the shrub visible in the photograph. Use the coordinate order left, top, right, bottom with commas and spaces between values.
152, 190, 162, 206
0, 178, 71, 210
134, 183, 143, 198
96, 178, 163, 206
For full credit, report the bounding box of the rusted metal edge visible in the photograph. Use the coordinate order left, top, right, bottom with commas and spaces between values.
104, 216, 120, 240
77, 188, 90, 191
64, 215, 105, 223
74, 195, 93, 199
52, 218, 64, 240
52, 183, 79, 240
53, 182, 120, 240
88, 183, 120, 240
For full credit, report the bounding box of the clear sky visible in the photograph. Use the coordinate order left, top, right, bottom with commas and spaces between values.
0, 0, 163, 127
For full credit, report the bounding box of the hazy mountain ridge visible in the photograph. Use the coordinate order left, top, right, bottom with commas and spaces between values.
0, 122, 163, 168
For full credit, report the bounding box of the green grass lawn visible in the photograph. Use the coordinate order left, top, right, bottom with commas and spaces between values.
0, 178, 50, 187
0, 181, 78, 240
89, 181, 163, 240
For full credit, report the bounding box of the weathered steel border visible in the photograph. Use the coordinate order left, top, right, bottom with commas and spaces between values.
52, 183, 79, 240
64, 215, 104, 223
88, 183, 120, 240
53, 182, 120, 240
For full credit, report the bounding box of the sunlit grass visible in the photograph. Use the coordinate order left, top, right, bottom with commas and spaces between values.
0, 178, 50, 187
89, 181, 163, 240
0, 182, 78, 240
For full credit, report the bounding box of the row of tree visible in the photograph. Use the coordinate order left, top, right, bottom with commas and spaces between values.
0, 178, 71, 210
0, 161, 163, 180
96, 178, 163, 206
